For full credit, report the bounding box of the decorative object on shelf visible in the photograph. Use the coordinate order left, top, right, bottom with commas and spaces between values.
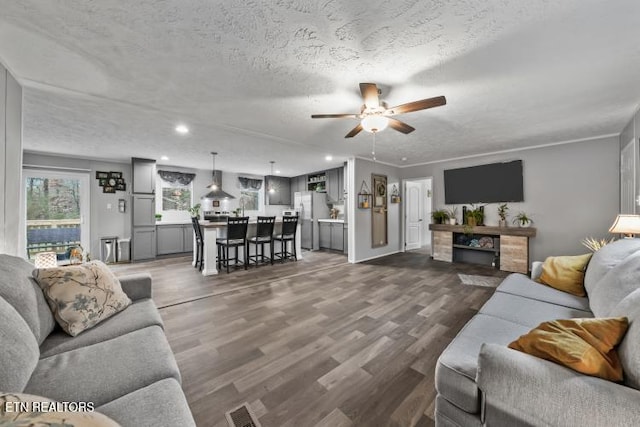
445, 207, 458, 225
155, 213, 162, 221
498, 203, 509, 227
330, 208, 339, 219
608, 214, 640, 238
432, 209, 449, 224
358, 180, 372, 209
96, 171, 126, 192
466, 204, 485, 226
390, 184, 401, 203
478, 236, 494, 248
513, 211, 533, 227
581, 236, 615, 252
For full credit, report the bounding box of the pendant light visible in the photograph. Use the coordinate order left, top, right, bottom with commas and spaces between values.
208, 152, 219, 190
202, 152, 234, 200
268, 161, 276, 194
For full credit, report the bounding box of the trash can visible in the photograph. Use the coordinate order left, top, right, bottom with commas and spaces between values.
118, 238, 130, 263
100, 236, 118, 263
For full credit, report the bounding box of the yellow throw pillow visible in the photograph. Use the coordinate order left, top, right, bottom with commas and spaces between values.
33, 261, 131, 336
538, 253, 593, 296
0, 392, 120, 426
508, 317, 629, 381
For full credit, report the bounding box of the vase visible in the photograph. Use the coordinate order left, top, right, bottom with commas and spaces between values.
499, 219, 507, 227
467, 217, 477, 227
449, 218, 456, 225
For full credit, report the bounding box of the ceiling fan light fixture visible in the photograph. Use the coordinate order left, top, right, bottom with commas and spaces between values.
361, 115, 389, 133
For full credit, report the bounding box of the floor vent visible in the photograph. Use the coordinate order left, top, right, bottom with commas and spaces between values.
225, 403, 262, 427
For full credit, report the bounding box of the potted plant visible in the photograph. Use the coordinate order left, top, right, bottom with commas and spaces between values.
154, 213, 162, 221
431, 209, 449, 224
512, 212, 533, 227
581, 236, 615, 252
445, 207, 458, 225
497, 203, 509, 227
233, 208, 242, 217
466, 204, 485, 227
188, 203, 201, 218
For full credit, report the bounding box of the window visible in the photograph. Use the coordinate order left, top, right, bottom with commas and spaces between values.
239, 190, 259, 211
160, 182, 192, 211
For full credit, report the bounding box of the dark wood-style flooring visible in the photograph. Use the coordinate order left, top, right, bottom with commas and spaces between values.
111, 250, 507, 427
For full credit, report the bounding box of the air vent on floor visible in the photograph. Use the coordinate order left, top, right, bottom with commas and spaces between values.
225, 403, 261, 427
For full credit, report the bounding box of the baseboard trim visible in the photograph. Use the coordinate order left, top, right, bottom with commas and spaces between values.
352, 250, 401, 263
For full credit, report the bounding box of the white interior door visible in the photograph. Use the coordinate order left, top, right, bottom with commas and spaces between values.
621, 139, 636, 214
405, 181, 422, 250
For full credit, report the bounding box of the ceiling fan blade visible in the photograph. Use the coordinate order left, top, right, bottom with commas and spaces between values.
386, 95, 446, 115
345, 123, 363, 138
359, 83, 380, 110
311, 113, 359, 119
388, 118, 415, 134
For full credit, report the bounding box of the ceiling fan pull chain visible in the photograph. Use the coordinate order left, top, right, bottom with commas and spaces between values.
372, 131, 377, 162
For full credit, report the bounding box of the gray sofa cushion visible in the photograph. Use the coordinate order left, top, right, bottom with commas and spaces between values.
97, 378, 196, 427
24, 325, 181, 407
589, 251, 640, 317
435, 314, 530, 413
496, 273, 590, 311
583, 238, 640, 295
39, 298, 164, 358
435, 395, 481, 427
611, 288, 640, 389
0, 254, 55, 344
479, 292, 593, 328
0, 297, 41, 392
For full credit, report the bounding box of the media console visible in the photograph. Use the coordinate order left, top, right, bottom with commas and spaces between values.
428, 224, 536, 274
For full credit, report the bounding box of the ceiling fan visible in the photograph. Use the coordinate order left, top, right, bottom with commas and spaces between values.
311, 83, 446, 138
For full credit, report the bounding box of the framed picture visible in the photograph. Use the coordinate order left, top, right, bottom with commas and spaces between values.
103, 186, 116, 194
115, 183, 126, 191
109, 172, 123, 179
212, 200, 220, 207
116, 178, 125, 185
99, 178, 107, 186
96, 171, 109, 179
374, 180, 387, 208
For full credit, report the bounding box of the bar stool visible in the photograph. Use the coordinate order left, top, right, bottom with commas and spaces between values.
217, 216, 249, 273
247, 216, 276, 266
191, 216, 204, 271
274, 216, 298, 263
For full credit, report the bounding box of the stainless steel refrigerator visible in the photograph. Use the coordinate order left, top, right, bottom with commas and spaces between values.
294, 191, 330, 250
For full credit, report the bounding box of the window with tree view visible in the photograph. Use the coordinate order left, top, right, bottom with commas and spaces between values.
162, 186, 191, 211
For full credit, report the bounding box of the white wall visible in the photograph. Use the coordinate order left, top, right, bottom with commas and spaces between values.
400, 136, 620, 261
351, 157, 403, 262
0, 64, 23, 256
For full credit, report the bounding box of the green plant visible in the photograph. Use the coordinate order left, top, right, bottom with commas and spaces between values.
154, 213, 162, 220
445, 207, 458, 221
581, 236, 615, 252
466, 204, 485, 226
512, 212, 532, 226
233, 207, 242, 217
497, 203, 509, 221
431, 209, 449, 224
463, 223, 474, 236
188, 203, 201, 218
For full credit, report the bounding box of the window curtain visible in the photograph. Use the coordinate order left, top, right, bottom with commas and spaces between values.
157, 170, 196, 186
238, 177, 262, 190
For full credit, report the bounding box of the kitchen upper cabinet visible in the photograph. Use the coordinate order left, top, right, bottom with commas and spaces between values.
133, 195, 155, 227
132, 227, 156, 260
132, 158, 156, 194
265, 175, 291, 205
326, 168, 339, 202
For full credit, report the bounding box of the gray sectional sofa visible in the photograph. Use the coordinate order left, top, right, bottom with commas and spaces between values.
435, 238, 640, 426
0, 254, 195, 426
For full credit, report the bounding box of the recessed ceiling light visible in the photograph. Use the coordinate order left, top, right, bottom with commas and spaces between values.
325, 155, 333, 161
161, 155, 169, 161
275, 170, 281, 174
175, 124, 189, 135
401, 157, 407, 162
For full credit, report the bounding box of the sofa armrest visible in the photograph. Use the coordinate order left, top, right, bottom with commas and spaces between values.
477, 343, 640, 427
118, 273, 152, 301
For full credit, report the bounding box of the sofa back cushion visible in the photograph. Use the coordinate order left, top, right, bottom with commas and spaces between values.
0, 254, 55, 344
0, 296, 40, 391
589, 251, 640, 317
611, 288, 640, 389
584, 239, 640, 296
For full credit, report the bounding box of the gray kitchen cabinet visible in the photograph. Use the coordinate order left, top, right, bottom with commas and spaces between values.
132, 227, 156, 260
338, 165, 345, 201
132, 158, 156, 194
266, 175, 291, 205
319, 222, 331, 249
326, 168, 340, 202
133, 195, 155, 227
330, 223, 344, 251
157, 224, 194, 255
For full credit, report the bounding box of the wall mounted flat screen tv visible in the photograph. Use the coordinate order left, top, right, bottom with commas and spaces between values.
444, 160, 523, 204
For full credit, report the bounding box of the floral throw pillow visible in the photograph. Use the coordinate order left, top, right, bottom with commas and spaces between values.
33, 261, 131, 336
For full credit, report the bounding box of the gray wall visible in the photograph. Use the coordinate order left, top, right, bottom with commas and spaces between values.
619, 107, 639, 213
0, 64, 23, 256
351, 157, 403, 262
400, 136, 620, 262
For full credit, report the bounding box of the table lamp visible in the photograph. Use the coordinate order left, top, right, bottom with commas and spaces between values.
608, 214, 640, 238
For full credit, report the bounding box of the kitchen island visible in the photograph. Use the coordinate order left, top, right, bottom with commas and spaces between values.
197, 218, 302, 275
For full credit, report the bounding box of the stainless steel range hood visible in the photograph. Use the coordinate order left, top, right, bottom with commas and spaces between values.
202, 170, 235, 200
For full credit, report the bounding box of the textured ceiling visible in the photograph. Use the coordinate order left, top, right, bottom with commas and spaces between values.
1, 0, 639, 175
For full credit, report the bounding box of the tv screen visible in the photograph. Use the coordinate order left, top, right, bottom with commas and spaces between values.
444, 160, 523, 204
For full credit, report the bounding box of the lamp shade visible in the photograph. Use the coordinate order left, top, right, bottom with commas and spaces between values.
608, 214, 640, 235
361, 115, 389, 133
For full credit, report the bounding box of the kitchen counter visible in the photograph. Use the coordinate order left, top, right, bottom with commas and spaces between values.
156, 220, 192, 225
317, 218, 346, 223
